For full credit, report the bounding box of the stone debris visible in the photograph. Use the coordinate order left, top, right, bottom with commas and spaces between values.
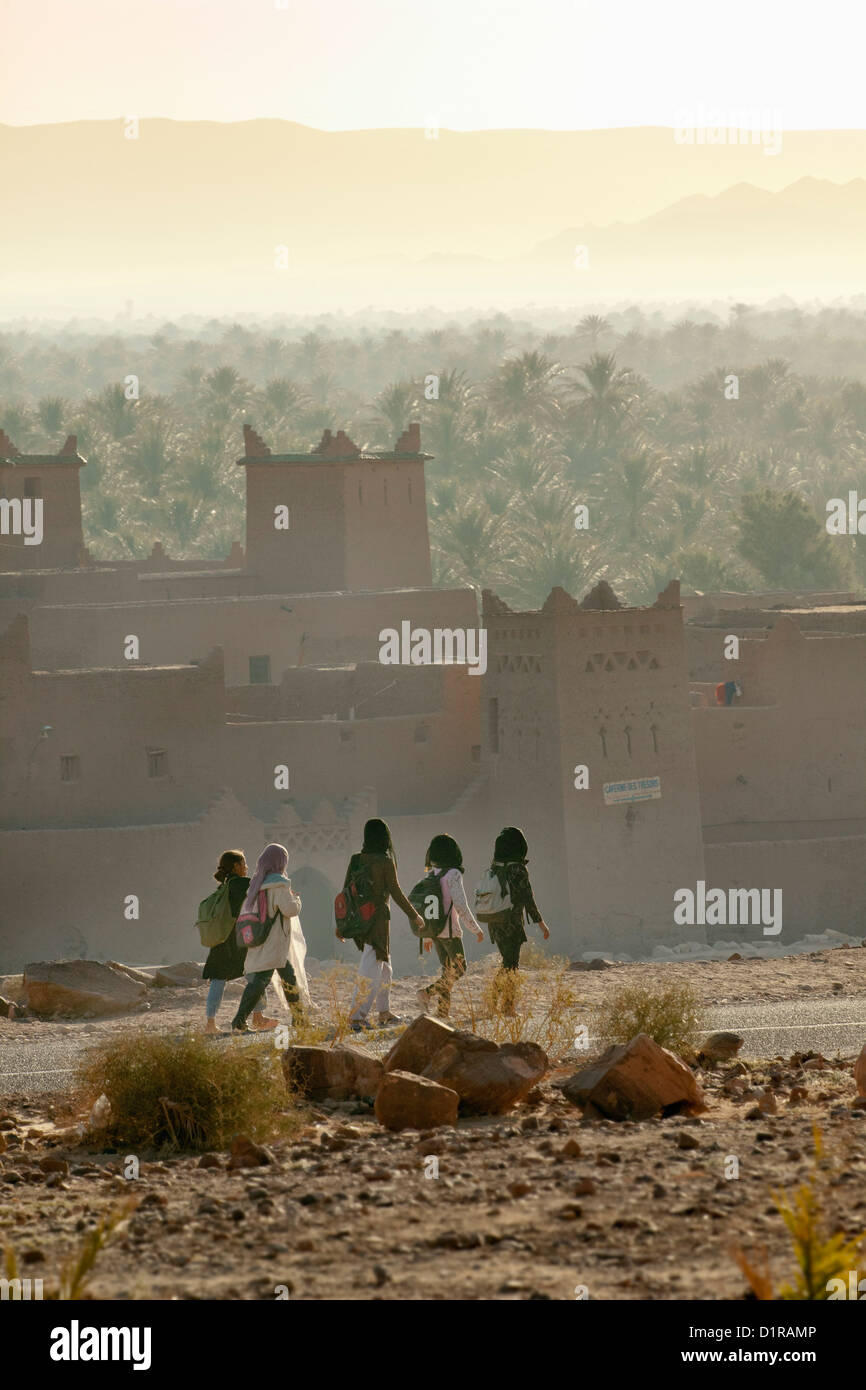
421, 1035, 549, 1116
283, 1044, 383, 1102
383, 1014, 458, 1075
559, 1033, 706, 1122
226, 1135, 274, 1170
153, 962, 203, 988
374, 1071, 459, 1132
697, 1032, 744, 1066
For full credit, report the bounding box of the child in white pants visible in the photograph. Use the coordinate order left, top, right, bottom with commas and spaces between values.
338, 818, 422, 1031
349, 944, 393, 1024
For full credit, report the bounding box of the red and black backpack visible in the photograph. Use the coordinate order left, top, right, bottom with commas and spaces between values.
334, 854, 379, 941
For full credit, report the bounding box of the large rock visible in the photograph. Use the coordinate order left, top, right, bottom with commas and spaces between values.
422, 1035, 549, 1115
383, 1014, 458, 1075
283, 1044, 383, 1101
23, 960, 146, 1017
374, 1071, 459, 1132
855, 1043, 866, 1098
153, 962, 203, 987
559, 1033, 706, 1121
697, 1031, 744, 1066
106, 961, 155, 987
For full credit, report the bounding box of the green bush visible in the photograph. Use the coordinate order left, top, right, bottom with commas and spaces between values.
75, 1032, 298, 1153
595, 981, 699, 1055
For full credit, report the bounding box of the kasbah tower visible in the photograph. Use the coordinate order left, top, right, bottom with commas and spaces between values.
3, 416, 863, 972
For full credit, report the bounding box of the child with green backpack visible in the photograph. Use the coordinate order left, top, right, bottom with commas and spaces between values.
200, 850, 254, 1034
198, 849, 280, 1034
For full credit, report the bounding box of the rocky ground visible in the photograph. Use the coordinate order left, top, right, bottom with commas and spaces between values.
1, 944, 865, 1301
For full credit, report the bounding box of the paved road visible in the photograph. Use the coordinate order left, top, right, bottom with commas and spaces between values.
2, 996, 865, 1094
697, 995, 866, 1060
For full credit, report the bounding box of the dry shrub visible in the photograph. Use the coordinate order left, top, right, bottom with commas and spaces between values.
289, 961, 367, 1045
595, 981, 699, 1055
298, 961, 409, 1044
74, 1032, 298, 1153
454, 965, 586, 1061
518, 938, 570, 972
733, 1124, 866, 1300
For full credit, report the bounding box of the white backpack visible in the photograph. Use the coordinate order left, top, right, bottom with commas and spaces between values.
474, 864, 512, 922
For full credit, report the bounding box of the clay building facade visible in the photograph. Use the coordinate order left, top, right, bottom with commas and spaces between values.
1, 424, 864, 970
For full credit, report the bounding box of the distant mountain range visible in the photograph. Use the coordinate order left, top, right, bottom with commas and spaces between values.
2, 121, 865, 314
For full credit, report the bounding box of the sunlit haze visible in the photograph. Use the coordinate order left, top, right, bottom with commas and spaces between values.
3, 0, 865, 130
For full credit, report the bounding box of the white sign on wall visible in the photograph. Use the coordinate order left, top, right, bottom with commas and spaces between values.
603, 776, 661, 805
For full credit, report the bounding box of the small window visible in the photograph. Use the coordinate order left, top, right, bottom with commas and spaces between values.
340, 728, 355, 746
471, 744, 481, 763
147, 749, 169, 779
24, 477, 40, 498
414, 723, 429, 744
383, 480, 388, 504
60, 755, 80, 783
249, 655, 271, 684
408, 479, 413, 502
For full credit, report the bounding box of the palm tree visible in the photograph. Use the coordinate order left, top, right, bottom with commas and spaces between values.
124, 420, 175, 499
487, 351, 564, 431
431, 498, 511, 591
37, 396, 69, 438
374, 380, 418, 439
577, 315, 612, 352
567, 352, 642, 452
90, 384, 137, 441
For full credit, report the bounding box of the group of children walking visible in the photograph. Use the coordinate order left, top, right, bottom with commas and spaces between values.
197, 821, 547, 1034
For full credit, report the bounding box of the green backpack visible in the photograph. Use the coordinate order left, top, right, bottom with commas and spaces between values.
196, 881, 236, 948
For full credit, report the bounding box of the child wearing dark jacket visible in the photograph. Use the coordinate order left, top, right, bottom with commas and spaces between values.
202, 849, 277, 1034
485, 826, 549, 973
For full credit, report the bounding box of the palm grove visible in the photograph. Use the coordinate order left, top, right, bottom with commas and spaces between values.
2, 303, 865, 606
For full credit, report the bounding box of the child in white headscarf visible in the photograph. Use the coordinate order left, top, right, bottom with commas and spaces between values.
231, 843, 311, 1034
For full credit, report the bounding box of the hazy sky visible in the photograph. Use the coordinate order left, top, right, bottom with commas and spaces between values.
3, 0, 865, 130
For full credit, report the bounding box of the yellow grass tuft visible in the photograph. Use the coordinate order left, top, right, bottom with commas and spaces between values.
732, 1124, 866, 1300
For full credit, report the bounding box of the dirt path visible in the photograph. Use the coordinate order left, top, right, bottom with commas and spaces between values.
1, 943, 865, 1301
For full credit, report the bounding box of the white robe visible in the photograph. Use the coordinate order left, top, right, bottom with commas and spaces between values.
244, 880, 311, 1009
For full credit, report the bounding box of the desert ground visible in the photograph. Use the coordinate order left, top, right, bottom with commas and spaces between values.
1, 944, 865, 1301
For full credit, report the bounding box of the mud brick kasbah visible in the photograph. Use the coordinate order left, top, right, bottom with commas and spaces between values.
1, 422, 864, 972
